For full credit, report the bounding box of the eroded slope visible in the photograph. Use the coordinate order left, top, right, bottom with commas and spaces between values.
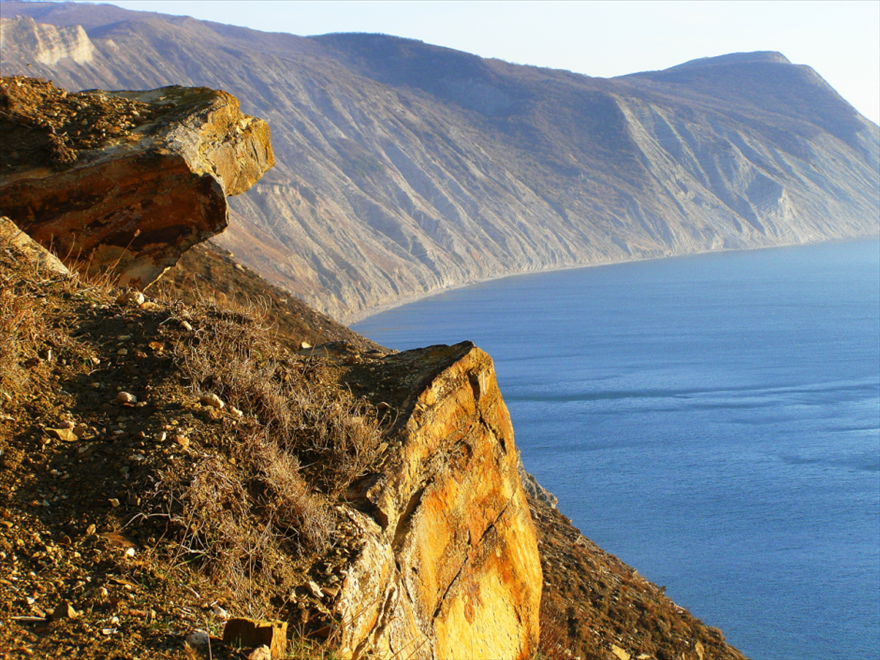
2, 6, 877, 321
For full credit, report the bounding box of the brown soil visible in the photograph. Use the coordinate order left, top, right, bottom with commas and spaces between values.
152, 240, 383, 355
0, 238, 385, 659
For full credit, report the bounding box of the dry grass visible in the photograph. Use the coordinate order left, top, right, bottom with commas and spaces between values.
174, 305, 383, 498
0, 238, 92, 408
149, 298, 384, 618
0, 270, 43, 399
0, 229, 391, 654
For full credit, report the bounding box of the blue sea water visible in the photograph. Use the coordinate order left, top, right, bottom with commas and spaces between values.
354, 240, 880, 660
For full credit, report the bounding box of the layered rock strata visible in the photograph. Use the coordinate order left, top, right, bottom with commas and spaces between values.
0, 76, 274, 286
331, 342, 542, 659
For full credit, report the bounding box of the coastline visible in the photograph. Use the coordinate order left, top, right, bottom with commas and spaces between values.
346, 233, 880, 327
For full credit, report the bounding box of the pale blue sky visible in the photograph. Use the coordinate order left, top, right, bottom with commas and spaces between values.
56, 1, 880, 124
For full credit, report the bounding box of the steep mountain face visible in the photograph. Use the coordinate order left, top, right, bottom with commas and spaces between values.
2, 3, 878, 321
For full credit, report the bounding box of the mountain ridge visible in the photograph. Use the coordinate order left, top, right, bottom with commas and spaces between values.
1, 2, 878, 322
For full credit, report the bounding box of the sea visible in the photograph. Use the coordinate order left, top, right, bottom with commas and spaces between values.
353, 239, 880, 660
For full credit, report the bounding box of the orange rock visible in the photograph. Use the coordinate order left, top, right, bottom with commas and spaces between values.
334, 342, 542, 659
0, 77, 274, 288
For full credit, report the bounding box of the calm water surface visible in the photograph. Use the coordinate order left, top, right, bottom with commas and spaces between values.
354, 241, 880, 660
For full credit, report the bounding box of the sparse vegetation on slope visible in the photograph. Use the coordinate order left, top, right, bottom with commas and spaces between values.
0, 232, 389, 658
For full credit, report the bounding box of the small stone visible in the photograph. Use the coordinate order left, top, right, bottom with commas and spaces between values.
86, 524, 96, 535
116, 348, 128, 356
154, 431, 167, 442
51, 601, 78, 620
73, 423, 90, 438
307, 580, 323, 599
230, 406, 243, 418
174, 435, 190, 449
248, 646, 272, 660
223, 619, 287, 659
300, 341, 312, 349
58, 420, 76, 429
180, 320, 193, 332
116, 290, 145, 306
46, 428, 78, 442
116, 392, 137, 405
185, 630, 210, 647
212, 604, 228, 620
124, 547, 136, 557
611, 645, 631, 660
108, 498, 120, 508
199, 393, 225, 409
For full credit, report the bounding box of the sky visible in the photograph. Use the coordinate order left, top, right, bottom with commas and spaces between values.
50, 1, 880, 124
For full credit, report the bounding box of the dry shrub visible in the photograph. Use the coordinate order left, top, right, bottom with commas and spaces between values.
0, 271, 43, 398
257, 440, 336, 552
535, 602, 580, 660
160, 299, 383, 614
175, 307, 383, 497
164, 450, 325, 613
0, 238, 88, 403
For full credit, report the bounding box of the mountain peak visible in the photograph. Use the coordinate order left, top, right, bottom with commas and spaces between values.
669, 51, 792, 70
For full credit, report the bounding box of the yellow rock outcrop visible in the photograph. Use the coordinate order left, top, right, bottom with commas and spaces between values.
334, 342, 542, 659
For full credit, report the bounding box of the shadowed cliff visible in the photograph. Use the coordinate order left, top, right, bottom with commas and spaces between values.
2, 2, 877, 322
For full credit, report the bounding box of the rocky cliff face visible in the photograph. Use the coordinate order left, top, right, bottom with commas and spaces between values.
0, 14, 95, 65
0, 76, 274, 287
2, 5, 877, 321
0, 80, 749, 659
0, 78, 542, 658
332, 343, 542, 658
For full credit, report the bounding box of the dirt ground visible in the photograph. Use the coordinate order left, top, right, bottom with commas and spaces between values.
0, 237, 371, 659
0, 75, 156, 173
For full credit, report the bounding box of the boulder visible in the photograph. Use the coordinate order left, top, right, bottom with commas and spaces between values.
333, 342, 542, 659
0, 76, 274, 287
0, 215, 69, 276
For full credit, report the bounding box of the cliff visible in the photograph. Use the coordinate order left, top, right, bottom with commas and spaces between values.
331, 342, 542, 658
0, 80, 749, 659
2, 4, 878, 321
0, 79, 542, 659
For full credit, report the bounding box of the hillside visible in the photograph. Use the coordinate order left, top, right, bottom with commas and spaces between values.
0, 219, 746, 660
2, 2, 878, 321
0, 75, 750, 659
